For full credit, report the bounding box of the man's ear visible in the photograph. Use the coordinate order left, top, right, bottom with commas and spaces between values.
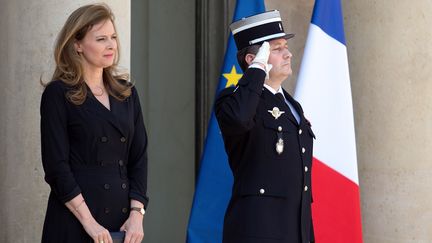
245, 53, 256, 66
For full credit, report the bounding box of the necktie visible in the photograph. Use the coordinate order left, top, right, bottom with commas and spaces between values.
275, 93, 297, 124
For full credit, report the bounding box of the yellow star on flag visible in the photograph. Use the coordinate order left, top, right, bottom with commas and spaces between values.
223, 66, 243, 88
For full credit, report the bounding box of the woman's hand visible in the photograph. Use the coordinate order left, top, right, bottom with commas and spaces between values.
65, 195, 113, 243
82, 217, 113, 243
120, 212, 144, 243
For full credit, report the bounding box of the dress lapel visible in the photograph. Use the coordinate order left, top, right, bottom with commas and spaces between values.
83, 90, 128, 137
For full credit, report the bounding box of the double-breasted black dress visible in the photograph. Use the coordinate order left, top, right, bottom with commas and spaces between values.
40, 80, 148, 242
215, 68, 315, 243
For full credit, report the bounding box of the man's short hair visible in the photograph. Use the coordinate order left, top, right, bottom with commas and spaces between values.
236, 45, 260, 72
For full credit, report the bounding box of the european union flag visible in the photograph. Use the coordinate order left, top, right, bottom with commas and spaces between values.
186, 1, 265, 242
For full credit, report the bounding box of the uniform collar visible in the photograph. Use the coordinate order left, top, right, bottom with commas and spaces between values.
264, 84, 286, 99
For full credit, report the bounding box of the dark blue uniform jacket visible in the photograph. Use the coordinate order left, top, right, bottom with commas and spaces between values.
216, 68, 315, 243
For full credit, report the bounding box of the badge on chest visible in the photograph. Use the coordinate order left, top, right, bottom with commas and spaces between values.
267, 106, 286, 155
268, 107, 285, 119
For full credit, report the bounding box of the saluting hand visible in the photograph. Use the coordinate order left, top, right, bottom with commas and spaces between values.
252, 41, 272, 79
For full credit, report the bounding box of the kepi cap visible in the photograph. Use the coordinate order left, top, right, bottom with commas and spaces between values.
230, 10, 294, 50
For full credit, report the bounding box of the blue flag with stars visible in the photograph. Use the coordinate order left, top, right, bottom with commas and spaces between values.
186, 1, 265, 242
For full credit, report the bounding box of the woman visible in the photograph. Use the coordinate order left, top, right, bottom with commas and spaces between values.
40, 4, 148, 243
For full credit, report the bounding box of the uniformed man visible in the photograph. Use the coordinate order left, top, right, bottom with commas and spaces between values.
215, 10, 315, 243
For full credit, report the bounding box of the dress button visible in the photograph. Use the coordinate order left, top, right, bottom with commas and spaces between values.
120, 137, 126, 143
277, 126, 282, 132
302, 147, 306, 153
304, 185, 308, 192
305, 166, 309, 172
118, 160, 124, 166
299, 129, 302, 135
104, 208, 110, 214
104, 184, 110, 190
100, 136, 108, 142
122, 208, 128, 213
259, 188, 265, 194
121, 183, 127, 189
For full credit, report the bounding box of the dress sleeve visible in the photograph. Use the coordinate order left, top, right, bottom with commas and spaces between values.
127, 87, 149, 208
40, 82, 81, 203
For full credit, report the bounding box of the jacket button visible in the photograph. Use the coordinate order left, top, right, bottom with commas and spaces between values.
120, 137, 127, 143
304, 185, 308, 192
302, 147, 306, 153
104, 184, 110, 190
304, 166, 308, 172
259, 188, 265, 194
118, 160, 124, 166
100, 136, 108, 142
299, 129, 302, 135
121, 183, 127, 189
277, 126, 282, 132
122, 207, 128, 213
105, 207, 110, 214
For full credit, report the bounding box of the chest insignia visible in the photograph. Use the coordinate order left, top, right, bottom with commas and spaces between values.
268, 107, 285, 119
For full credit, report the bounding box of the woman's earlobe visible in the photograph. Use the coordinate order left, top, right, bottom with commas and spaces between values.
74, 42, 82, 53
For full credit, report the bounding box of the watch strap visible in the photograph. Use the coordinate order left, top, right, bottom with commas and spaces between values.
130, 207, 145, 215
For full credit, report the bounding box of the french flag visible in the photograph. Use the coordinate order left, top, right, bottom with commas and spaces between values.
294, 0, 364, 242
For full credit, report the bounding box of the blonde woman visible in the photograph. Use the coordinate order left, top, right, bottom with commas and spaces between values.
40, 4, 148, 243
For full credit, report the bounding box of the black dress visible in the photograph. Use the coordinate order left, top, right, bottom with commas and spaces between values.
40, 80, 148, 242
215, 68, 315, 243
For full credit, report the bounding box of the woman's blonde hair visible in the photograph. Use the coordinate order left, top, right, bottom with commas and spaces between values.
44, 3, 131, 105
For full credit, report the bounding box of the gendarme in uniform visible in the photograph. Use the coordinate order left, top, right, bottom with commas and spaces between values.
215, 10, 315, 243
